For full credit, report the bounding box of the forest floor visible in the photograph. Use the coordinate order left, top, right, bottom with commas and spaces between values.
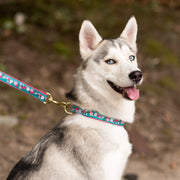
0, 1, 180, 180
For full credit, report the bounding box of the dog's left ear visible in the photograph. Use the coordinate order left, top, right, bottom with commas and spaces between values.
120, 16, 138, 50
79, 20, 102, 59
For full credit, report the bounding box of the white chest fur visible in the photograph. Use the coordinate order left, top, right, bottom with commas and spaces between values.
101, 125, 132, 180
102, 142, 132, 180
64, 115, 132, 180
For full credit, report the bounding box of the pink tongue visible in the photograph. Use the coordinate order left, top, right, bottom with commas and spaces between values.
124, 87, 139, 100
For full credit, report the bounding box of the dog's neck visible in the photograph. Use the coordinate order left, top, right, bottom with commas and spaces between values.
67, 70, 135, 123
74, 91, 135, 124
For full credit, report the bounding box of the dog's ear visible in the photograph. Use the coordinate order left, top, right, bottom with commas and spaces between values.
120, 16, 138, 50
79, 20, 102, 59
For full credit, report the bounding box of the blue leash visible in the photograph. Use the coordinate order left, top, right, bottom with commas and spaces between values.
0, 70, 72, 114
0, 70, 124, 125
0, 71, 48, 103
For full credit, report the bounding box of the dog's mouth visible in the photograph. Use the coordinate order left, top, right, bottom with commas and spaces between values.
107, 80, 139, 101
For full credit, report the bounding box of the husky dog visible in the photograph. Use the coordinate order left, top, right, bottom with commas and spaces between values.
7, 16, 143, 180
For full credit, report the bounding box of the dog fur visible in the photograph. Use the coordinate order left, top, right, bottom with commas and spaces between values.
7, 16, 143, 180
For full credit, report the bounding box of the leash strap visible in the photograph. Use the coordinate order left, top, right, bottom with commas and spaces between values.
0, 71, 48, 103
72, 105, 124, 126
0, 70, 72, 114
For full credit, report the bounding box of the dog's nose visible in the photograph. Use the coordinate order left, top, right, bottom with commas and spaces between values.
129, 71, 143, 83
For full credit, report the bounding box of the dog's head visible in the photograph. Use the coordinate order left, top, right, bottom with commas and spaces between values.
78, 17, 143, 102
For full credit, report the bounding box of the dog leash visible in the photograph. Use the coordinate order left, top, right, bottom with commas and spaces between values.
0, 70, 72, 114
0, 70, 124, 126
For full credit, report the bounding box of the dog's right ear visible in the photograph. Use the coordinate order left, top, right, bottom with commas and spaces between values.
120, 16, 138, 51
79, 20, 102, 59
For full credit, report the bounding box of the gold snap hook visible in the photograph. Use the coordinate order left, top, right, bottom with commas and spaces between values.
44, 92, 72, 115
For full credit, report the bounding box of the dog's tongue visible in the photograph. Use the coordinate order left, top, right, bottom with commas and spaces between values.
124, 87, 139, 101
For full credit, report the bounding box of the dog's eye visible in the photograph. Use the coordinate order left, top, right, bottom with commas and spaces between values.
105, 59, 116, 65
129, 55, 135, 61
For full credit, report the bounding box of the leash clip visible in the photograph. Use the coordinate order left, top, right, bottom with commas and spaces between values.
44, 92, 72, 115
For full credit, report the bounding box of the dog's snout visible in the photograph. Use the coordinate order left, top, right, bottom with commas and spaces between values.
129, 71, 143, 83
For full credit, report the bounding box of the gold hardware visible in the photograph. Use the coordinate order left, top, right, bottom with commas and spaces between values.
44, 92, 72, 115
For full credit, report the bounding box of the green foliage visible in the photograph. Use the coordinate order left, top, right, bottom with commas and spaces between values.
54, 41, 71, 59
1, 17, 26, 34
149, 0, 161, 12
2, 19, 14, 30
0, 64, 6, 72
145, 39, 179, 67
158, 77, 177, 90
16, 25, 26, 34
142, 84, 165, 97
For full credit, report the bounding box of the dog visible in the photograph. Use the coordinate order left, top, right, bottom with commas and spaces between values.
7, 16, 143, 180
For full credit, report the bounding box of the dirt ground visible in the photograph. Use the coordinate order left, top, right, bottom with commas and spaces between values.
0, 2, 180, 180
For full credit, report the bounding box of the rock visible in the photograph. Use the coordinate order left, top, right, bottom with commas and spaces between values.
124, 173, 138, 180
0, 116, 19, 126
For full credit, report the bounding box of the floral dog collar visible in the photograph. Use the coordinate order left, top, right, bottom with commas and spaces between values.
72, 105, 124, 126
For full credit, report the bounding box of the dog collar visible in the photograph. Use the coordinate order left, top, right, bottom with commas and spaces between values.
72, 105, 124, 126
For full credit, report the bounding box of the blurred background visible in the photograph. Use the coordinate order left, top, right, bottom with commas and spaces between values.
0, 0, 179, 179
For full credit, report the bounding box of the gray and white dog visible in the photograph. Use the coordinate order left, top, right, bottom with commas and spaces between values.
7, 16, 143, 180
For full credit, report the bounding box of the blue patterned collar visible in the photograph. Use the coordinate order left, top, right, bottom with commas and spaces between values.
72, 105, 124, 126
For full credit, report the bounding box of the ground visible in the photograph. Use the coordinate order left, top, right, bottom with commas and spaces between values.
0, 1, 180, 180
